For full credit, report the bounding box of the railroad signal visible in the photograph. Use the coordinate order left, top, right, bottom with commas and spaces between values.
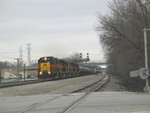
80, 53, 82, 59
87, 53, 89, 58
87, 53, 90, 61
79, 53, 90, 62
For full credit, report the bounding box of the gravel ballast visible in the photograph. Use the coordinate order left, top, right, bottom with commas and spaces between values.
100, 75, 126, 92
0, 74, 104, 97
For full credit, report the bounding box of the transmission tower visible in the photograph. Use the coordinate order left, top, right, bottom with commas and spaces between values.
26, 43, 31, 66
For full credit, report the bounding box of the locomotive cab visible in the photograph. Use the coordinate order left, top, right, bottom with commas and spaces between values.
38, 57, 53, 79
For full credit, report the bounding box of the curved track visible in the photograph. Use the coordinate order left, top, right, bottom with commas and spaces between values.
59, 74, 109, 113
17, 74, 109, 113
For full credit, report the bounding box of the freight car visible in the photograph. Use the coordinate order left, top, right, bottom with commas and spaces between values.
37, 56, 95, 79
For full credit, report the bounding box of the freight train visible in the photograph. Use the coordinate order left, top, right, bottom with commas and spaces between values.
37, 56, 96, 79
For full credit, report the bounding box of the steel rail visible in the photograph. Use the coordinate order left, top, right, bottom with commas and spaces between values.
17, 95, 62, 113
59, 74, 109, 113
0, 75, 79, 88
0, 74, 95, 88
72, 74, 108, 93
15, 74, 109, 113
0, 80, 45, 88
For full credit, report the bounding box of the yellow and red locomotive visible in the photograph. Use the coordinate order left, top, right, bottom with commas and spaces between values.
37, 56, 80, 79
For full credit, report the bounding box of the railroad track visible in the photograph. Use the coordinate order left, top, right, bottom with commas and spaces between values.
72, 74, 109, 93
0, 75, 95, 89
59, 74, 109, 113
17, 74, 109, 113
0, 77, 75, 88
0, 80, 45, 88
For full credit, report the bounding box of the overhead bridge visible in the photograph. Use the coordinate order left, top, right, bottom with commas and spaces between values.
81, 61, 109, 67
81, 61, 109, 73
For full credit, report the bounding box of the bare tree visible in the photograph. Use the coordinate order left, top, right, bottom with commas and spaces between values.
96, 0, 150, 91
63, 53, 81, 63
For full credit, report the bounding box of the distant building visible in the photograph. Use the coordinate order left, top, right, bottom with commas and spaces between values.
2, 71, 17, 79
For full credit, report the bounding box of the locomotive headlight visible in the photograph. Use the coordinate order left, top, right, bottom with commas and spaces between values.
39, 72, 42, 75
44, 57, 47, 61
48, 71, 51, 74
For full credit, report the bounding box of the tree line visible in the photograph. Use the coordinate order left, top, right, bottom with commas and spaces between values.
96, 0, 150, 91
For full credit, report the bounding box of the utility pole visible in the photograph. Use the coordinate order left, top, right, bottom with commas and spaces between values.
0, 64, 2, 83
23, 64, 26, 81
143, 28, 150, 92
15, 58, 20, 81
26, 43, 31, 66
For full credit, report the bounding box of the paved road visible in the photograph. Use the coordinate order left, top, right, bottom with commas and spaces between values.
0, 92, 150, 113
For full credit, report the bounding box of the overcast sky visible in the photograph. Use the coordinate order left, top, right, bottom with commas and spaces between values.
0, 0, 112, 63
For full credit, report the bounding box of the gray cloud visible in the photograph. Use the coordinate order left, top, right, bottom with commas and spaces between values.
0, 0, 112, 61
